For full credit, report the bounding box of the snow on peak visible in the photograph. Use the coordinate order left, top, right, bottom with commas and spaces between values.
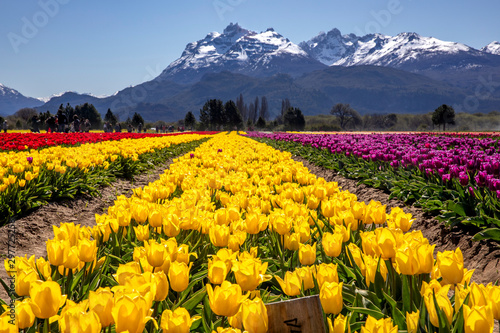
303, 28, 474, 67
159, 24, 309, 79
0, 83, 20, 97
481, 41, 500, 55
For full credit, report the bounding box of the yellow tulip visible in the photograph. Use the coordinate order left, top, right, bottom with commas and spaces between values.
0, 310, 17, 333
298, 242, 316, 265
59, 307, 102, 333
160, 307, 200, 333
364, 254, 388, 287
29, 280, 67, 319
424, 292, 453, 328
374, 228, 397, 260
416, 243, 435, 274
245, 213, 268, 234
314, 263, 339, 287
148, 209, 163, 228
145, 239, 167, 267
437, 248, 464, 285
152, 271, 170, 302
131, 203, 149, 224
321, 200, 336, 218
116, 210, 132, 227
208, 257, 229, 285
18, 179, 26, 187
272, 216, 292, 235
328, 314, 350, 333
89, 287, 114, 327
209, 224, 230, 247
168, 261, 191, 292
322, 232, 343, 257
134, 225, 150, 242
463, 304, 494, 333
406, 311, 419, 333
469, 282, 488, 307
207, 281, 248, 317
232, 259, 269, 292
486, 284, 500, 320
284, 232, 301, 251
275, 271, 301, 297
16, 299, 35, 329
242, 297, 268, 333
46, 238, 70, 266
395, 245, 420, 275
307, 195, 320, 209
112, 294, 156, 333
320, 281, 343, 314
360, 316, 398, 333
77, 238, 97, 263
15, 268, 38, 297
295, 266, 315, 290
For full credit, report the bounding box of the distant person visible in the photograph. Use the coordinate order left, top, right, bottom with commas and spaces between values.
138, 123, 142, 133
127, 123, 133, 133
31, 115, 40, 133
73, 115, 81, 132
84, 119, 91, 132
46, 116, 57, 132
57, 111, 67, 132
115, 123, 121, 133
2, 120, 7, 133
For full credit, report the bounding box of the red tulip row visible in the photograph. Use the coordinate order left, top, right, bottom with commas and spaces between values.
0, 132, 218, 151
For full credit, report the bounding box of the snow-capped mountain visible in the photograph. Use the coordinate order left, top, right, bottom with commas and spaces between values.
0, 83, 43, 115
481, 41, 500, 55
156, 23, 326, 83
300, 28, 496, 71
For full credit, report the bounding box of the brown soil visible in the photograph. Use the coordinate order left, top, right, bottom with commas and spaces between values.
2, 155, 499, 304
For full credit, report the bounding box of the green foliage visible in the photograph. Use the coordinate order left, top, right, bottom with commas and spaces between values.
132, 112, 144, 128
283, 107, 305, 131
104, 108, 118, 125
74, 103, 102, 129
432, 104, 455, 131
184, 111, 196, 129
255, 116, 266, 129
224, 100, 243, 130
330, 103, 362, 130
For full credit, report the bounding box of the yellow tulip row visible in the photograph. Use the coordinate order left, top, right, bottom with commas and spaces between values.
1, 132, 499, 333
0, 134, 210, 193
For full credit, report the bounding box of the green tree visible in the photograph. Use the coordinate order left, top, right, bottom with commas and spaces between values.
432, 104, 455, 131
132, 112, 144, 128
256, 116, 266, 129
199, 104, 210, 130
283, 107, 305, 131
224, 100, 243, 130
184, 111, 196, 129
74, 103, 102, 129
330, 103, 361, 130
104, 108, 118, 125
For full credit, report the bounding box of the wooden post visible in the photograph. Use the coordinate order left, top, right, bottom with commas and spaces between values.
265, 295, 326, 333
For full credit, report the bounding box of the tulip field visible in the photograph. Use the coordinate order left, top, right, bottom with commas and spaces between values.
248, 132, 500, 243
1, 131, 499, 332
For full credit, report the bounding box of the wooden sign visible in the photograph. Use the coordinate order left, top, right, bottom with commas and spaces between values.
266, 295, 326, 333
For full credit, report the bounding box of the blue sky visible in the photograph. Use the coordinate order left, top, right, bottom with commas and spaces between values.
1, 0, 499, 98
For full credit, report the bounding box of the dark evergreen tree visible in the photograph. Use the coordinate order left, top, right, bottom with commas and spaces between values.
256, 116, 266, 129
199, 103, 210, 130
75, 103, 102, 129
236, 94, 246, 121
260, 96, 269, 121
224, 100, 243, 129
132, 112, 145, 128
184, 111, 196, 129
283, 107, 305, 131
104, 108, 118, 125
253, 97, 260, 124
247, 102, 255, 125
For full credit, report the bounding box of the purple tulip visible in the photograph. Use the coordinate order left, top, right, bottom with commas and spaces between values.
468, 187, 475, 197
475, 171, 487, 187
458, 172, 469, 186
190, 153, 195, 159
27, 157, 33, 164
442, 174, 451, 183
